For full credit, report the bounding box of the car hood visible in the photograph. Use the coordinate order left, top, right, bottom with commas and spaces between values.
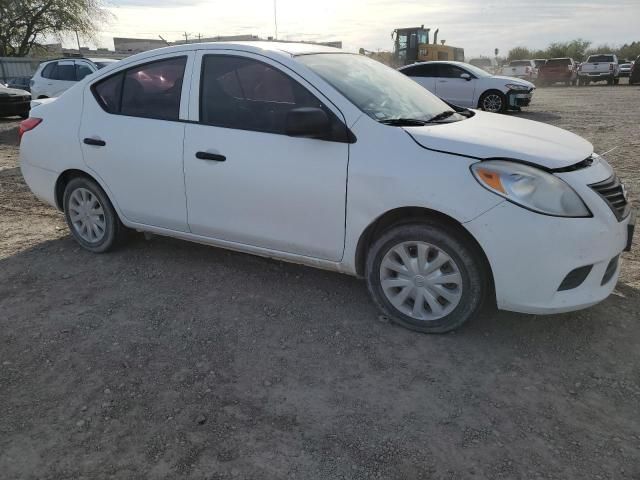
489, 75, 535, 88
404, 110, 592, 170
0, 86, 30, 97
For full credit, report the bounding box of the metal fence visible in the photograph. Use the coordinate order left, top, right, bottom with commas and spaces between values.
0, 57, 44, 82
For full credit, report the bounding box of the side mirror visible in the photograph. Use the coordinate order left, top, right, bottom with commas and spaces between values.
285, 107, 330, 139
460, 73, 472, 81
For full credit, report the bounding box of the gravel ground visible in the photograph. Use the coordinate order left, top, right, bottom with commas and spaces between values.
1, 82, 639, 480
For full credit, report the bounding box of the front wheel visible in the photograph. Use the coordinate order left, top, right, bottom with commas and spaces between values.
478, 90, 507, 113
63, 177, 128, 253
365, 223, 489, 333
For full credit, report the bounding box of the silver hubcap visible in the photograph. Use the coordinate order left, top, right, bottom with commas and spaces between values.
68, 188, 106, 243
379, 241, 463, 321
482, 94, 502, 112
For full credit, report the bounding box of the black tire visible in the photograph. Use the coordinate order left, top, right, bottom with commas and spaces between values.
365, 222, 489, 334
478, 90, 507, 113
63, 177, 128, 253
607, 77, 614, 85
613, 78, 619, 85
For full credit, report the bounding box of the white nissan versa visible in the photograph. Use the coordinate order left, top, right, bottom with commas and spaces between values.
19, 42, 635, 333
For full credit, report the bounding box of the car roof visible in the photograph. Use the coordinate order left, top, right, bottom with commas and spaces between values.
399, 60, 469, 69
87, 57, 119, 63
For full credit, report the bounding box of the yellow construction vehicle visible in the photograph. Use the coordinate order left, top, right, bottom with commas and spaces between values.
391, 26, 464, 67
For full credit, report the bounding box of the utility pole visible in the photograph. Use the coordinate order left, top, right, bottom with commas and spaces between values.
197, 33, 202, 41
183, 32, 189, 44
274, 0, 278, 40
75, 30, 81, 54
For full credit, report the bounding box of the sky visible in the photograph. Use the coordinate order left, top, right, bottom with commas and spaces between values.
77, 0, 639, 58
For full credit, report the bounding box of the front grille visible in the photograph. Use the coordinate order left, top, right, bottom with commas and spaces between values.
589, 175, 631, 221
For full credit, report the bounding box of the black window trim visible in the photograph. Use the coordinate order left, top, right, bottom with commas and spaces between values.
90, 54, 189, 122
197, 53, 354, 143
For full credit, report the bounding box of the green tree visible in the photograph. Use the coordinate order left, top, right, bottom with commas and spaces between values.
616, 41, 640, 61
545, 39, 591, 61
507, 46, 533, 61
0, 0, 110, 57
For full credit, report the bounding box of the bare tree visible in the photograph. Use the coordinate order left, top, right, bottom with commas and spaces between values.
0, 0, 110, 57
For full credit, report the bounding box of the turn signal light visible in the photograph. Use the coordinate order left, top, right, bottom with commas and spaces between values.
18, 118, 42, 142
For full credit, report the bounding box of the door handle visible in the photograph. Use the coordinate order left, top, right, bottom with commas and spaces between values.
83, 137, 106, 147
195, 151, 226, 162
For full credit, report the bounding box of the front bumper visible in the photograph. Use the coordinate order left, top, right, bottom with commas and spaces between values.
507, 89, 533, 109
464, 160, 633, 314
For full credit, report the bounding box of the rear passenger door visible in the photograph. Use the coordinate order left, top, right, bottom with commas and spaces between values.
79, 52, 194, 232
402, 63, 437, 93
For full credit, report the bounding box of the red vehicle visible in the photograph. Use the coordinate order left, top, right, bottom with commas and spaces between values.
538, 58, 578, 86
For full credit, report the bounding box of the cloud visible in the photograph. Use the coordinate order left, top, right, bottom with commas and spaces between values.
91, 0, 639, 58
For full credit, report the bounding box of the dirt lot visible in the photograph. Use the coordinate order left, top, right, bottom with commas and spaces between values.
1, 82, 639, 480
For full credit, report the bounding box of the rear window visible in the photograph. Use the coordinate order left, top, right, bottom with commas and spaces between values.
509, 60, 531, 67
546, 58, 571, 66
587, 55, 614, 63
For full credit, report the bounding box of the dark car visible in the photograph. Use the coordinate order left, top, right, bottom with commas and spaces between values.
0, 85, 31, 118
630, 57, 640, 85
538, 58, 578, 86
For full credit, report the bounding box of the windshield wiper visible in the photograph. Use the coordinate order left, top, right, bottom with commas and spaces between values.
379, 118, 428, 126
425, 110, 457, 123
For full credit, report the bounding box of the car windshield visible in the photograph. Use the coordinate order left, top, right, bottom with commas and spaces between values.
459, 63, 491, 78
297, 53, 460, 123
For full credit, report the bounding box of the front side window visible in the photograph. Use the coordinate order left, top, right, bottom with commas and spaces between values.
402, 64, 436, 77
200, 55, 323, 133
91, 56, 187, 121
438, 64, 467, 78
76, 63, 94, 81
51, 62, 76, 81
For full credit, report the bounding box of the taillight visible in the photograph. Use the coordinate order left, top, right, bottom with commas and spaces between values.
609, 63, 613, 71
18, 118, 42, 142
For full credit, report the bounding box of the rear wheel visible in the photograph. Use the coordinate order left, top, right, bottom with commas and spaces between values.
365, 222, 489, 333
478, 90, 507, 113
613, 78, 620, 85
63, 177, 128, 253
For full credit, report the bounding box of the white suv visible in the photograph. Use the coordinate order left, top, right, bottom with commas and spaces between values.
30, 58, 118, 99
18, 43, 635, 333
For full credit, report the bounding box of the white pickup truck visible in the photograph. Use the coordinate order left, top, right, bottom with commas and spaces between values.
578, 54, 620, 85
500, 60, 538, 82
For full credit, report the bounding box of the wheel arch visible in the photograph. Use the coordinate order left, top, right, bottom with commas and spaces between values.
54, 169, 102, 211
477, 88, 506, 110
353, 206, 495, 300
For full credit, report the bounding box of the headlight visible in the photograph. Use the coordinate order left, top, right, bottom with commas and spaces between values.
505, 83, 529, 91
471, 160, 591, 217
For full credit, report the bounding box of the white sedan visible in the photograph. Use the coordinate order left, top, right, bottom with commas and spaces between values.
19, 42, 634, 333
399, 61, 535, 113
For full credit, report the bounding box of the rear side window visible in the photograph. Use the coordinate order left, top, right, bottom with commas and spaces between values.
41, 63, 56, 79
509, 60, 531, 67
401, 63, 437, 77
91, 56, 187, 121
94, 72, 124, 113
200, 55, 323, 134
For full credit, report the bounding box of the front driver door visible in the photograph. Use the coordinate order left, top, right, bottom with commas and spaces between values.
183, 52, 349, 261
434, 64, 476, 107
